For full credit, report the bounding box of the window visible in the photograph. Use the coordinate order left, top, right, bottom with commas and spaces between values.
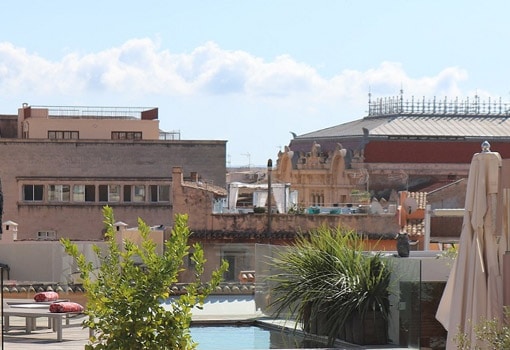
23, 185, 44, 201
311, 192, 324, 207
109, 185, 120, 202
48, 131, 79, 139
123, 185, 145, 202
221, 250, 249, 282
134, 185, 146, 202
72, 185, 95, 202
99, 185, 120, 202
149, 185, 170, 202
186, 248, 196, 268
48, 185, 70, 202
37, 231, 57, 240
111, 131, 142, 140
99, 185, 107, 201
124, 185, 132, 202
85, 185, 95, 202
73, 185, 85, 202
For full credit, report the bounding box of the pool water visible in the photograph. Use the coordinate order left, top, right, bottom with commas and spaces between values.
190, 325, 328, 350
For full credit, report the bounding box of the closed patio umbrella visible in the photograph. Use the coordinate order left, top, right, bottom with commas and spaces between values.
436, 141, 506, 349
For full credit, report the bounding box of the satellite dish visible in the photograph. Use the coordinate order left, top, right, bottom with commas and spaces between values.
404, 197, 418, 214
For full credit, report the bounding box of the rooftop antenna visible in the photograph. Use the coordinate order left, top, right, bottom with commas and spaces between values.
400, 85, 404, 114
241, 153, 251, 169
368, 86, 372, 116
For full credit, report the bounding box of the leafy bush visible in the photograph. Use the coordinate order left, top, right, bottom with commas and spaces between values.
253, 206, 266, 213
62, 206, 228, 350
350, 189, 371, 203
268, 226, 391, 346
436, 244, 458, 266
455, 308, 510, 349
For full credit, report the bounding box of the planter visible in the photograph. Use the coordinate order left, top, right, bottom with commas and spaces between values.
350, 189, 372, 205
304, 306, 388, 345
343, 310, 388, 345
303, 303, 330, 336
307, 207, 320, 214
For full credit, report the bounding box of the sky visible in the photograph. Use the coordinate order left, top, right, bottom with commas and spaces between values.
1, 1, 510, 167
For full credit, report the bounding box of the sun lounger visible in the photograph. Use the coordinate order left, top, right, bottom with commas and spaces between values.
5, 298, 69, 306
3, 300, 84, 341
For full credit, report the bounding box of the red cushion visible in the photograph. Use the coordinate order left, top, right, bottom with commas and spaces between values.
49, 302, 84, 313
34, 291, 59, 302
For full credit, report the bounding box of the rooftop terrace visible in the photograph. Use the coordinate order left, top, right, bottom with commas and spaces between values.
27, 104, 158, 120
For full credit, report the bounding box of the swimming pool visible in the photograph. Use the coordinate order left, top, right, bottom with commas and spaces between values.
190, 325, 328, 349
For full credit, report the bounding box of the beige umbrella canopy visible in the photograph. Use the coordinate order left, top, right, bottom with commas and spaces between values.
436, 141, 506, 349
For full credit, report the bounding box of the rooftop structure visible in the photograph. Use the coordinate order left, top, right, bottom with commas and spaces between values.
299, 94, 510, 142
0, 103, 226, 241
368, 92, 510, 117
18, 104, 163, 140
25, 104, 158, 119
288, 93, 510, 196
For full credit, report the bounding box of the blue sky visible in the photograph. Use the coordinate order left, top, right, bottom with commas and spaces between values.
1, 1, 509, 166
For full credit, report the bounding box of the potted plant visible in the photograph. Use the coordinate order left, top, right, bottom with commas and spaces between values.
268, 226, 392, 346
455, 307, 510, 349
350, 189, 372, 204
253, 206, 266, 213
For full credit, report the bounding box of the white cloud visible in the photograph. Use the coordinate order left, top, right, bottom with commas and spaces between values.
0, 38, 471, 104
0, 42, 57, 94
0, 39, 489, 167
322, 62, 470, 107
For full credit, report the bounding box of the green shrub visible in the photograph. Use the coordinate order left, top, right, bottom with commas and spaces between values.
268, 226, 391, 346
62, 206, 228, 350
455, 308, 510, 349
253, 206, 266, 213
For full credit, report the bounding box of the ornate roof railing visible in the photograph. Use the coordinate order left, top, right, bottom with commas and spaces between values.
368, 94, 510, 117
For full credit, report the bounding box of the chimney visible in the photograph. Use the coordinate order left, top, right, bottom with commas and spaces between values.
1, 220, 18, 242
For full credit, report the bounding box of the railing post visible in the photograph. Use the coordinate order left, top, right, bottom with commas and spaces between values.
267, 159, 272, 235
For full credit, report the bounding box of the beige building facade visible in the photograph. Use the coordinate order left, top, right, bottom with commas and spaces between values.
0, 104, 226, 241
17, 104, 161, 140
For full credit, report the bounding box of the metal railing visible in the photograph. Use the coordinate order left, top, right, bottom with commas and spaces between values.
32, 105, 156, 119
368, 95, 510, 117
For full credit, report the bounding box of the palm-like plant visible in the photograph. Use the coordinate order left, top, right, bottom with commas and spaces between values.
268, 226, 391, 346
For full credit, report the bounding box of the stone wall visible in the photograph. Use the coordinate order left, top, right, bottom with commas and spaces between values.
0, 115, 17, 138
207, 212, 399, 237
0, 139, 225, 185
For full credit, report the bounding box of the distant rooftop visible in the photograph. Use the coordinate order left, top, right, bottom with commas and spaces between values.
296, 93, 510, 140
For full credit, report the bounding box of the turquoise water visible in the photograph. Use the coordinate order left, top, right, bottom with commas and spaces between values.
190, 325, 328, 350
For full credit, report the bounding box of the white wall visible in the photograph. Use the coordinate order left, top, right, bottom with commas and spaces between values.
0, 241, 104, 284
